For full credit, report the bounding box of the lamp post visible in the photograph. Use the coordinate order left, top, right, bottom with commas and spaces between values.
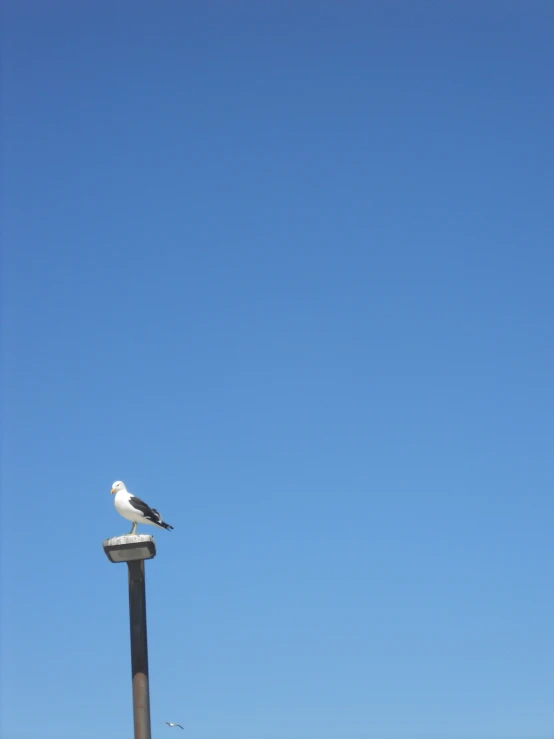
103, 534, 157, 739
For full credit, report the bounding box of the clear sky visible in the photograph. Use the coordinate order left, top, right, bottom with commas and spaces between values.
1, 2, 553, 739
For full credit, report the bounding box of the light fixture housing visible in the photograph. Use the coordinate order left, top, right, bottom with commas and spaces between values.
102, 534, 157, 563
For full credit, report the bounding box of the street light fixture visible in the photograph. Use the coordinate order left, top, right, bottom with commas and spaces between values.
103, 534, 156, 563
103, 534, 157, 739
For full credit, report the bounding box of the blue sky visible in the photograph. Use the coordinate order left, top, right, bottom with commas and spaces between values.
1, 2, 553, 739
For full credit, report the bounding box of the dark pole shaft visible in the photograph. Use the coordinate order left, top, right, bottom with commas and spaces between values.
127, 560, 152, 739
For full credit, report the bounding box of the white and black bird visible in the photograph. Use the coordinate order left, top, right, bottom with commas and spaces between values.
164, 722, 184, 730
111, 481, 174, 535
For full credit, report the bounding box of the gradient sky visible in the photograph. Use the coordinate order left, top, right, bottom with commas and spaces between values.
1, 3, 553, 739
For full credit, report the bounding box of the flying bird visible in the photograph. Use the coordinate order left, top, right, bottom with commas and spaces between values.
111, 481, 174, 535
164, 722, 184, 730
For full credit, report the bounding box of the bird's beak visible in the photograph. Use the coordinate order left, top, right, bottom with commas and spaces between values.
110, 487, 116, 494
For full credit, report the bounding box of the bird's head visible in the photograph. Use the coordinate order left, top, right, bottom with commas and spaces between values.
110, 481, 126, 495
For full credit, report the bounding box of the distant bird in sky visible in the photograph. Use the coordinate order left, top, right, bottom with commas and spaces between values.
110, 481, 174, 535
164, 722, 184, 729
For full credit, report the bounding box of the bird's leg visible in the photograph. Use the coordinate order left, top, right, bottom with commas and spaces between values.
129, 522, 137, 535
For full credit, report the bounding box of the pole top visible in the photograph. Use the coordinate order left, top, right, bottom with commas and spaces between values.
103, 534, 157, 563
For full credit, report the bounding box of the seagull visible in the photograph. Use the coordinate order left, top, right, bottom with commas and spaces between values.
164, 722, 184, 730
110, 481, 174, 535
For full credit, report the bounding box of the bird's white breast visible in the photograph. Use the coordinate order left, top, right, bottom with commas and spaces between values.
114, 491, 142, 522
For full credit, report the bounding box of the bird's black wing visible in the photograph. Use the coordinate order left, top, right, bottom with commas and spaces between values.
128, 496, 162, 524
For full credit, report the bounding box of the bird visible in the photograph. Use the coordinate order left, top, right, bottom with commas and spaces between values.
110, 481, 174, 535
164, 722, 184, 730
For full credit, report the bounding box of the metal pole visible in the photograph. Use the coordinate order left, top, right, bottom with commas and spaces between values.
127, 559, 152, 739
